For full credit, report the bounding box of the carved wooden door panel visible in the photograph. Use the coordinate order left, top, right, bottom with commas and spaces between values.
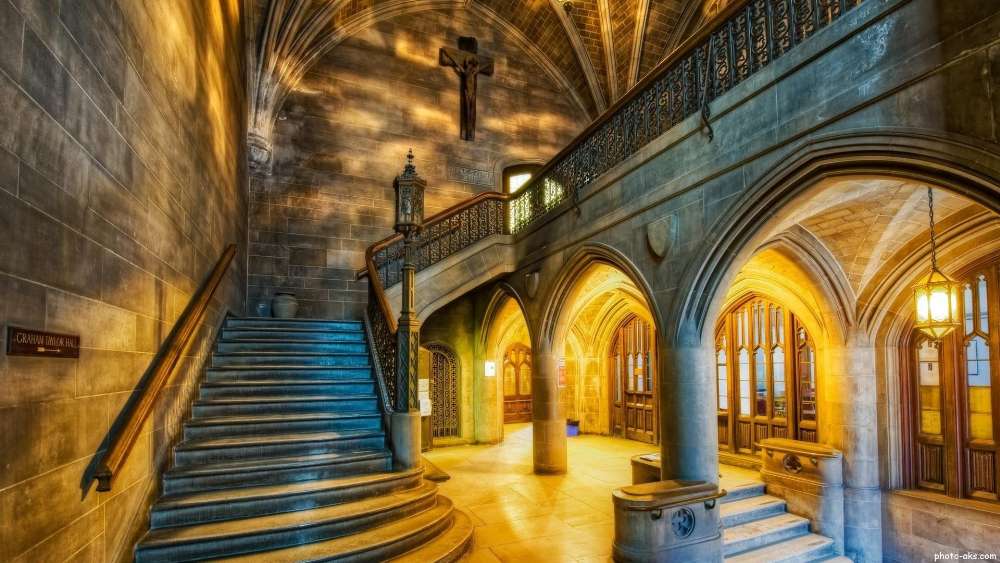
610, 316, 657, 444
427, 344, 459, 438
503, 344, 532, 423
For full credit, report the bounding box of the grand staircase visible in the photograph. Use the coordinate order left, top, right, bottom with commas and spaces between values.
135, 317, 472, 562
721, 480, 849, 563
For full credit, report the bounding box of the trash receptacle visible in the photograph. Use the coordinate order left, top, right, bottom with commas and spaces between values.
566, 419, 580, 436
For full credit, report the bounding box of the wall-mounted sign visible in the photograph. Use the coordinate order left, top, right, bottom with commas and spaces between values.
484, 360, 496, 377
6, 326, 80, 358
557, 357, 566, 388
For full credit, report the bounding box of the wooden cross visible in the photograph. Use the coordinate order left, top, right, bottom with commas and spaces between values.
439, 37, 494, 141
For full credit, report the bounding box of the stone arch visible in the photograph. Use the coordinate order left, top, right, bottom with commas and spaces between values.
677, 130, 1000, 344
479, 282, 535, 444
540, 242, 663, 351
670, 129, 1000, 561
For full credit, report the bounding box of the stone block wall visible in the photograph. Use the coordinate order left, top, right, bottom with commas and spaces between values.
0, 1, 247, 561
247, 6, 584, 319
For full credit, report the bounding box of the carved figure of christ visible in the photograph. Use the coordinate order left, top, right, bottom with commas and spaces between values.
439, 36, 494, 141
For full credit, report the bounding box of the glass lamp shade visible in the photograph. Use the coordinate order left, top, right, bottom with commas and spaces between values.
913, 267, 961, 339
393, 152, 425, 235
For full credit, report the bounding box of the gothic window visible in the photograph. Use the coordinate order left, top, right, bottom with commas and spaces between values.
909, 264, 1000, 501
716, 295, 817, 453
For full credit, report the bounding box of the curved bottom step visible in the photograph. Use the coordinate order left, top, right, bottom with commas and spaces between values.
391, 507, 474, 563
212, 496, 456, 562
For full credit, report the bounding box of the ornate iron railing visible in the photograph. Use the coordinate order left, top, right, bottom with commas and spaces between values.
360, 0, 861, 407
508, 0, 862, 233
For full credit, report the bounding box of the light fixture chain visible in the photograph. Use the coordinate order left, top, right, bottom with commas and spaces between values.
927, 186, 938, 271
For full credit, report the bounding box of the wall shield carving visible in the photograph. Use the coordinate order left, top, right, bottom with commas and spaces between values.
525, 271, 540, 299
646, 214, 676, 259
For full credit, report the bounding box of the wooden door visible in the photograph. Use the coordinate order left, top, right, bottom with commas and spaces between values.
610, 316, 657, 443
503, 344, 532, 423
717, 296, 817, 454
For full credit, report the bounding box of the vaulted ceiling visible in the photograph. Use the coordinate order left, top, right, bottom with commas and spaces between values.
246, 0, 725, 171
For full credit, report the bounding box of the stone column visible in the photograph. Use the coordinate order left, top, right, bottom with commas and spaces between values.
533, 346, 567, 474
658, 322, 719, 483
824, 328, 882, 562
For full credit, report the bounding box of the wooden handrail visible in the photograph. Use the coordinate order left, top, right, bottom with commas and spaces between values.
95, 244, 237, 492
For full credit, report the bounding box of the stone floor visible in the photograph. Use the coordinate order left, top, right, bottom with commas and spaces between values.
423, 423, 761, 563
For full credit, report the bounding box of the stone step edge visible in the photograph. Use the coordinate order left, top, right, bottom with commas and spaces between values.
390, 506, 473, 563
174, 430, 385, 452
164, 449, 391, 478
140, 481, 438, 549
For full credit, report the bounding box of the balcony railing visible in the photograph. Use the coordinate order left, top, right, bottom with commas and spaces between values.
361, 0, 861, 409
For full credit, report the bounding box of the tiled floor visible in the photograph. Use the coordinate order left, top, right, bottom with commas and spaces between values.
424, 423, 761, 563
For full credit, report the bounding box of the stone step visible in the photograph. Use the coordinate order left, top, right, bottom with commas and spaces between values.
390, 507, 474, 563
164, 450, 392, 495
720, 494, 787, 527
216, 340, 368, 354
723, 513, 811, 556
725, 532, 836, 563
211, 352, 370, 368
184, 412, 382, 440
136, 481, 438, 562
222, 328, 366, 342
151, 467, 424, 529
226, 318, 363, 331
192, 395, 379, 417
204, 366, 373, 383
720, 481, 767, 503
208, 496, 456, 563
197, 379, 376, 399
173, 430, 386, 467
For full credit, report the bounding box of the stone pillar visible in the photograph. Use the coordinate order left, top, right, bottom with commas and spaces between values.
824, 329, 882, 562
533, 346, 567, 474
658, 322, 719, 483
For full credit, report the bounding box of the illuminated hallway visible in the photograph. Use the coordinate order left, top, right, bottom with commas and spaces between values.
426, 424, 766, 563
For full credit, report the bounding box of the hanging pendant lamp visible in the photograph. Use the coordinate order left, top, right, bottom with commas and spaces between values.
912, 187, 961, 340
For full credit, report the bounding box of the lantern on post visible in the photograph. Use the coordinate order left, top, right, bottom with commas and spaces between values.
913, 187, 960, 340
393, 149, 425, 237
393, 149, 425, 414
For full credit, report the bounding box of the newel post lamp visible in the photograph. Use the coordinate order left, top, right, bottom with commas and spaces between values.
393, 149, 425, 414
913, 187, 960, 340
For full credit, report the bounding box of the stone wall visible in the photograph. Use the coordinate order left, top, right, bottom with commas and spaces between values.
246, 5, 585, 319
0, 1, 247, 561
883, 493, 1000, 561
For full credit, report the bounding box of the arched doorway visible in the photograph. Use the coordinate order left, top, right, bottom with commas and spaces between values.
426, 344, 460, 439
609, 314, 657, 443
503, 343, 532, 423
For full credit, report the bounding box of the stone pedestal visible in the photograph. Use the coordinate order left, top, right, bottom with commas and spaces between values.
391, 410, 423, 470
759, 438, 844, 554
613, 480, 726, 562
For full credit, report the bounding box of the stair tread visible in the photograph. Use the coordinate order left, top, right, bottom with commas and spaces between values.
141, 481, 437, 547
201, 379, 373, 387
720, 494, 786, 517
220, 338, 364, 343
166, 449, 391, 477
213, 351, 369, 356
176, 429, 383, 451
186, 412, 380, 426
194, 394, 375, 404
724, 512, 810, 546
725, 533, 834, 563
157, 466, 423, 510
209, 496, 453, 563
391, 507, 473, 563
206, 365, 371, 371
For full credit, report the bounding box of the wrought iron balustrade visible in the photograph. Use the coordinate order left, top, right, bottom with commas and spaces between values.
508, 0, 862, 233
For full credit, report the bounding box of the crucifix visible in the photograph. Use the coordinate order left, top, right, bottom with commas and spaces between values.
439, 36, 494, 141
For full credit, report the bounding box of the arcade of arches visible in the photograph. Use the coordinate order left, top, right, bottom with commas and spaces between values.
419, 176, 1000, 560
